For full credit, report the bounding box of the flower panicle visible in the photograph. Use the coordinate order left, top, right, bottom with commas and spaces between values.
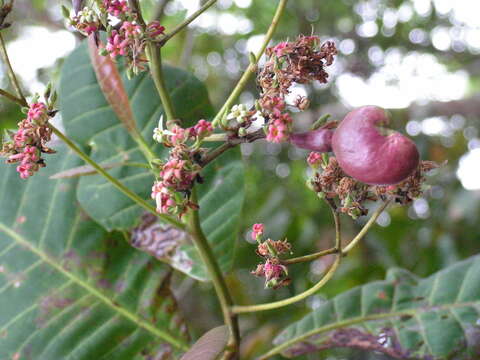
1, 100, 56, 179
249, 223, 293, 289
253, 35, 337, 144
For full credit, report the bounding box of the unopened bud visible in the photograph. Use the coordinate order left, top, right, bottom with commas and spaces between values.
61, 5, 71, 19
238, 127, 247, 137
311, 113, 331, 130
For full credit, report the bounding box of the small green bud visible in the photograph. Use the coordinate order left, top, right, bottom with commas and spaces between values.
322, 153, 329, 168
50, 91, 58, 106
305, 179, 315, 191
316, 192, 325, 199
44, 82, 52, 100
344, 194, 353, 208
238, 127, 247, 137
311, 113, 331, 130
249, 52, 256, 64
61, 5, 71, 19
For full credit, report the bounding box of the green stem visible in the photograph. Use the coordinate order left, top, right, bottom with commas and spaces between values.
146, 44, 176, 123
132, 130, 157, 162
188, 188, 240, 358
231, 199, 391, 314
0, 32, 26, 104
342, 199, 391, 253
159, 0, 217, 45
232, 255, 341, 314
325, 198, 341, 250
282, 247, 338, 265
50, 124, 186, 230
212, 0, 288, 127
203, 133, 228, 142
128, 0, 176, 123
0, 88, 27, 106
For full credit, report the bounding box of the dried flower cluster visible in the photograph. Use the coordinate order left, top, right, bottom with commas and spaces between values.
151, 118, 214, 217
250, 224, 293, 289
307, 152, 438, 218
1, 99, 56, 179
65, 0, 165, 76
256, 35, 337, 143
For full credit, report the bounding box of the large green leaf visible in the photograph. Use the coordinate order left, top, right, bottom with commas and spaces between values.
58, 40, 244, 280
0, 149, 189, 359
268, 256, 480, 359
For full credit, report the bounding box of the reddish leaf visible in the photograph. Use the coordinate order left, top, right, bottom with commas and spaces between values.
87, 35, 138, 135
180, 326, 228, 360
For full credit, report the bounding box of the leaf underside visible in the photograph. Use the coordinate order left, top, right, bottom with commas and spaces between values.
0, 148, 188, 360
59, 40, 244, 281
272, 256, 480, 359
180, 325, 229, 360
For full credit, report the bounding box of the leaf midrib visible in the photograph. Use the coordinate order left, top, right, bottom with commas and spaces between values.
264, 300, 480, 359
0, 222, 188, 351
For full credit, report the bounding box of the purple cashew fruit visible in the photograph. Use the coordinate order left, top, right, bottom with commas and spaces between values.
290, 106, 419, 185
331, 106, 419, 185
290, 127, 334, 152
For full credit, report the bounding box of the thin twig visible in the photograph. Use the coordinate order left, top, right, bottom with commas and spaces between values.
282, 247, 338, 265
188, 188, 240, 359
342, 199, 391, 253
146, 44, 176, 122
0, 32, 26, 104
212, 0, 288, 127
231, 199, 391, 314
159, 0, 217, 45
0, 88, 27, 106
231, 255, 341, 314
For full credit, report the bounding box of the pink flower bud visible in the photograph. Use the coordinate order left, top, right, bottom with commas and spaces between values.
251, 223, 264, 240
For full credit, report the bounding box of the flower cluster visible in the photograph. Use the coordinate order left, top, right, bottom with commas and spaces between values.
65, 1, 165, 77
151, 146, 200, 217
104, 0, 130, 18
151, 118, 214, 217
306, 153, 438, 218
250, 224, 292, 289
1, 101, 55, 179
153, 117, 213, 148
223, 104, 266, 139
255, 35, 337, 143
69, 6, 101, 36
101, 2, 165, 76
374, 161, 439, 205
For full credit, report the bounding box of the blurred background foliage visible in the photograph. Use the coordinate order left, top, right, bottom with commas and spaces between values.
1, 0, 479, 358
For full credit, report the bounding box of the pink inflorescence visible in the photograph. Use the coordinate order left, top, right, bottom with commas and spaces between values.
104, 0, 130, 17
256, 35, 337, 144
150, 119, 215, 217
192, 119, 213, 138
146, 21, 166, 38
1, 102, 55, 179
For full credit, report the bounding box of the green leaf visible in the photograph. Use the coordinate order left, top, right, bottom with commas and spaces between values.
0, 149, 188, 359
58, 40, 244, 281
268, 256, 480, 359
